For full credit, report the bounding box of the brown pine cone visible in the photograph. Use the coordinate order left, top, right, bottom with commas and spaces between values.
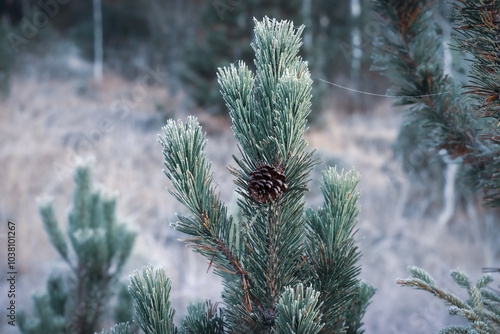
248, 164, 287, 204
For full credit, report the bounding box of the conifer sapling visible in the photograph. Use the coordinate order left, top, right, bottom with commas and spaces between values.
18, 161, 136, 334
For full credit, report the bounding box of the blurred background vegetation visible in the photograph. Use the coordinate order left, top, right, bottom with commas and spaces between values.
0, 0, 383, 113
1, 1, 499, 333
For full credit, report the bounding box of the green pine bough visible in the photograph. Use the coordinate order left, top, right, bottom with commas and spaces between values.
105, 17, 375, 334
398, 267, 500, 333
372, 0, 500, 333
18, 161, 137, 334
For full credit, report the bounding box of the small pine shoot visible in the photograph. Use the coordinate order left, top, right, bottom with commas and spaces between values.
97, 323, 132, 334
274, 284, 325, 334
129, 266, 177, 334
182, 301, 225, 334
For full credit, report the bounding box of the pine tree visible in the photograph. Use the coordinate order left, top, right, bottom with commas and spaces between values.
107, 16, 375, 333
372, 0, 500, 332
371, 0, 500, 206
18, 161, 136, 334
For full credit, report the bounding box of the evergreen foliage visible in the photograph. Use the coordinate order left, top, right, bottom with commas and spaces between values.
182, 301, 225, 334
303, 168, 363, 333
344, 281, 376, 334
398, 266, 500, 333
452, 0, 500, 205
274, 284, 324, 334
371, 0, 500, 206
143, 17, 373, 333
18, 162, 136, 334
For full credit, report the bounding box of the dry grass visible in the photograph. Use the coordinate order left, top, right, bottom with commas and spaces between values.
1, 50, 499, 334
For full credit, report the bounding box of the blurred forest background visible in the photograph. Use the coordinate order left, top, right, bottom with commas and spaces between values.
0, 0, 499, 333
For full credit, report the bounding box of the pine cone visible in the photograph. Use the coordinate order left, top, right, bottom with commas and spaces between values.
248, 164, 287, 204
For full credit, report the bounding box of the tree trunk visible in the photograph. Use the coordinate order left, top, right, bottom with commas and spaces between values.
350, 0, 361, 90
302, 0, 312, 55
21, 0, 30, 17
93, 0, 103, 85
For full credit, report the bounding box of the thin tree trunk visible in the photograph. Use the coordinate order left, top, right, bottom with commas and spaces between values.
434, 3, 458, 229
302, 0, 312, 55
350, 0, 361, 90
93, 0, 103, 84
21, 0, 30, 17
436, 153, 458, 229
